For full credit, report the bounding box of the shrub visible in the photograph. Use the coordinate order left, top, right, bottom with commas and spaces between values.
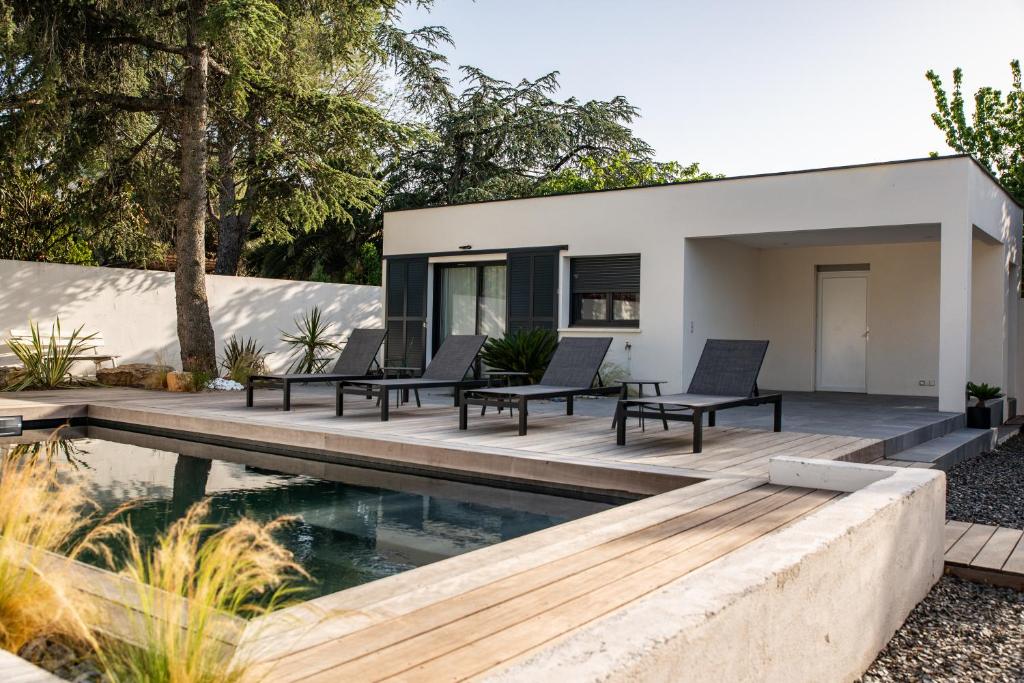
967, 381, 1002, 406
280, 307, 339, 374
479, 329, 558, 384
0, 431, 126, 653
99, 501, 307, 683
3, 319, 98, 391
219, 336, 267, 384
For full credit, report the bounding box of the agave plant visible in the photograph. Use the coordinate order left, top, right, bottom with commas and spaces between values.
479, 329, 558, 384
280, 307, 339, 374
219, 336, 268, 384
3, 319, 98, 391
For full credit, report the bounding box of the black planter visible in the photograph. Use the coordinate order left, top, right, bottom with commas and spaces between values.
966, 401, 1003, 429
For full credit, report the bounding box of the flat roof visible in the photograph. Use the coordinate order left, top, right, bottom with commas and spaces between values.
384, 154, 1023, 213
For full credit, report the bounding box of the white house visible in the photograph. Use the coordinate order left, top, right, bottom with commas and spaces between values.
381, 155, 1023, 414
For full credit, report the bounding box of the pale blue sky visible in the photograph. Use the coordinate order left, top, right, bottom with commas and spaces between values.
401, 0, 1024, 176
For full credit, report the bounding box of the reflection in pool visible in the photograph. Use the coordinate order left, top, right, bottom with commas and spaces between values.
1, 427, 616, 600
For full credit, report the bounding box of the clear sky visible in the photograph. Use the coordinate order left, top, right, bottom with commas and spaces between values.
400, 0, 1024, 176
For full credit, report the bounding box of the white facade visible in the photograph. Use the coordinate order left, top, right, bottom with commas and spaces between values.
383, 156, 1023, 413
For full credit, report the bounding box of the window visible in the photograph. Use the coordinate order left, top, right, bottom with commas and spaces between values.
570, 254, 640, 327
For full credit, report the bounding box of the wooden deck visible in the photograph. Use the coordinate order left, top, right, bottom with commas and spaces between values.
0, 388, 884, 488
241, 477, 842, 681
944, 520, 1024, 590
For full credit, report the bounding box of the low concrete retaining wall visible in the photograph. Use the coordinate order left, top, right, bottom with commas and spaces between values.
0, 259, 381, 372
487, 459, 946, 683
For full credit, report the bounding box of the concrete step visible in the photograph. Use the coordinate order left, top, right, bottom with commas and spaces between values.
880, 411, 965, 457
888, 428, 995, 471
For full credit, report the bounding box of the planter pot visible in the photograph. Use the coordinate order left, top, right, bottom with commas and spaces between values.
966, 400, 1003, 429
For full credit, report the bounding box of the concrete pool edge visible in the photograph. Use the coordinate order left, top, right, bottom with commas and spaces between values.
483, 459, 945, 683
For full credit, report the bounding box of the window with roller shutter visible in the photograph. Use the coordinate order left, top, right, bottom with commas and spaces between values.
570, 254, 640, 327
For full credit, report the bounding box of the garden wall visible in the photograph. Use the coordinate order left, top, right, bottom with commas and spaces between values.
0, 259, 382, 373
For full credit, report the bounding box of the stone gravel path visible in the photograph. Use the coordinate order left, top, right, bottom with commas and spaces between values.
861, 576, 1024, 682
946, 433, 1024, 529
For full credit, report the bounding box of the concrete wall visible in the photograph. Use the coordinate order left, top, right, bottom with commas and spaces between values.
0, 260, 382, 373
487, 461, 946, 683
384, 156, 1023, 404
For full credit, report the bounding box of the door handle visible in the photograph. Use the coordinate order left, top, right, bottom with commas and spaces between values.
862, 328, 870, 338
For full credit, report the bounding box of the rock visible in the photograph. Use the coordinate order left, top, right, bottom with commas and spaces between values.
166, 370, 194, 392
96, 363, 172, 389
0, 365, 21, 389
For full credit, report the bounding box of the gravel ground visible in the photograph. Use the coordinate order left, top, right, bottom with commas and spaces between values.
861, 576, 1024, 682
946, 432, 1024, 528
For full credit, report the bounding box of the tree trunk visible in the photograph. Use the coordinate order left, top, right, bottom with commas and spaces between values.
175, 0, 217, 373
213, 140, 253, 275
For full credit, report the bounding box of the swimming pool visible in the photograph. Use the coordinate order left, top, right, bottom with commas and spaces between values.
1, 426, 616, 600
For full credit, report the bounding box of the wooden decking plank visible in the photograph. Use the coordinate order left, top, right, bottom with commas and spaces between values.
971, 527, 1024, 570
1002, 532, 1024, 574
288, 488, 825, 682
244, 478, 765, 659
383, 491, 840, 682
943, 520, 972, 552
255, 485, 793, 680
945, 523, 998, 565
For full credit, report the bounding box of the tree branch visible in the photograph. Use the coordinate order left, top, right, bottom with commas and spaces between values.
103, 35, 188, 57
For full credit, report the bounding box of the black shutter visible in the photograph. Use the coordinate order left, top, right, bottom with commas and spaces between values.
570, 254, 640, 293
384, 257, 428, 370
507, 250, 558, 333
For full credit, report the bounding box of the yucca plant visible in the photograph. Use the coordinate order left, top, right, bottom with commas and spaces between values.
0, 433, 127, 654
479, 329, 558, 384
98, 500, 307, 683
220, 336, 267, 384
280, 307, 339, 374
3, 318, 99, 391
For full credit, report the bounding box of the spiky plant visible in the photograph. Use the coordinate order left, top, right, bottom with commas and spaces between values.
3, 319, 98, 391
220, 336, 268, 385
479, 329, 558, 384
0, 432, 127, 653
966, 381, 1002, 407
280, 307, 339, 374
98, 501, 307, 683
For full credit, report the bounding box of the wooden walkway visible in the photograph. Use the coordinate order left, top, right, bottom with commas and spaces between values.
242, 478, 842, 681
0, 388, 884, 487
944, 520, 1024, 590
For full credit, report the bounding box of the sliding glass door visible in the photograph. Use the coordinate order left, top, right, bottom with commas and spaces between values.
435, 263, 507, 350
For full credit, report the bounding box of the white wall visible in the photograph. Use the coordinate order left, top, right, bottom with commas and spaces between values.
385, 156, 1023, 401
0, 260, 382, 373
755, 241, 941, 395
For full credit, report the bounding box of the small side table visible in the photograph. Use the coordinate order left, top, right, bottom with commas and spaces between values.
381, 365, 421, 406
611, 379, 669, 431
482, 371, 531, 416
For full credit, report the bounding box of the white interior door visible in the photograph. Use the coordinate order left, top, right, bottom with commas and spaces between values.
816, 271, 868, 392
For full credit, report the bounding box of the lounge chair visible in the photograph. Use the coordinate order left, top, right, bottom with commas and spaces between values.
336, 334, 488, 421
614, 339, 781, 453
245, 328, 386, 411
0, 415, 22, 437
458, 337, 618, 436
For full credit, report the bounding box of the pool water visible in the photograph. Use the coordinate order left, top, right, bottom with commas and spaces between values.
2, 426, 615, 600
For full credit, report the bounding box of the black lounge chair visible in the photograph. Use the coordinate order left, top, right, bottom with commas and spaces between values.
614, 339, 781, 453
336, 334, 488, 421
245, 328, 386, 411
0, 415, 22, 437
458, 337, 618, 436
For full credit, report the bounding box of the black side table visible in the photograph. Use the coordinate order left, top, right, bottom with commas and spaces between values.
382, 365, 420, 406
482, 371, 531, 416
611, 379, 669, 431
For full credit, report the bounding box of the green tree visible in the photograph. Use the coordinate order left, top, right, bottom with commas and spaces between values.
385, 68, 658, 208
0, 1, 446, 372
532, 151, 719, 196
927, 61, 1024, 202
